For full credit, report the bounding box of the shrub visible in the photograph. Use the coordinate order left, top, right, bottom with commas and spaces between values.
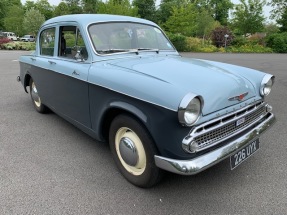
231, 36, 248, 47
0, 41, 36, 51
211, 26, 234, 47
166, 33, 187, 52
266, 32, 287, 53
227, 44, 272, 53
0, 38, 11, 45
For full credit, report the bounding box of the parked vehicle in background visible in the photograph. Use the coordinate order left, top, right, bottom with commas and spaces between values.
20, 35, 35, 42
3, 32, 18, 41
18, 14, 276, 188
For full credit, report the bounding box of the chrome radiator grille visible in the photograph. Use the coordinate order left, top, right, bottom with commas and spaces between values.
192, 101, 266, 150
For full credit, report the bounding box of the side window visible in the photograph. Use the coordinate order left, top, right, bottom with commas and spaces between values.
40, 28, 55, 56
59, 26, 88, 61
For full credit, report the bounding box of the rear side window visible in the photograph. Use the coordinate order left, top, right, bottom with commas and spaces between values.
40, 28, 55, 56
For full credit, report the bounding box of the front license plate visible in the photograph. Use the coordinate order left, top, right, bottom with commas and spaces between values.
230, 139, 260, 170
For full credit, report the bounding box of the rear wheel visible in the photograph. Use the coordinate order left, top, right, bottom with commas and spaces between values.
109, 114, 163, 188
29, 78, 48, 113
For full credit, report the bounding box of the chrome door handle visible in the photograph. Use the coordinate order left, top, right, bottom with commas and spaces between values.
48, 60, 56, 64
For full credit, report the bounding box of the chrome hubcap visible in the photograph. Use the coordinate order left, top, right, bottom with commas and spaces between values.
119, 137, 138, 166
115, 127, 146, 175
31, 82, 41, 107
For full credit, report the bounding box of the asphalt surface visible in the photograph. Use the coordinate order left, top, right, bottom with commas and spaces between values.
0, 51, 286, 214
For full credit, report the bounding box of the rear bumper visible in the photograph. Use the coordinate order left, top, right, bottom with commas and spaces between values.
154, 112, 275, 175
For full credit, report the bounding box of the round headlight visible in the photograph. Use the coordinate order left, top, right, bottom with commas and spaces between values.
178, 94, 203, 126
260, 74, 274, 96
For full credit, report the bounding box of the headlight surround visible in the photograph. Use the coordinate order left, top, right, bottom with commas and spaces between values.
260, 74, 275, 96
178, 93, 203, 127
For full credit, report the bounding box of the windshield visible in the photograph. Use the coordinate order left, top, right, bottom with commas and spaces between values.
88, 22, 175, 54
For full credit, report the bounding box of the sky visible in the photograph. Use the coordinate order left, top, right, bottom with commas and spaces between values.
20, 0, 273, 20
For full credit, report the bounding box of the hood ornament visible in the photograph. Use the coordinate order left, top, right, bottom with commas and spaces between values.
228, 92, 248, 101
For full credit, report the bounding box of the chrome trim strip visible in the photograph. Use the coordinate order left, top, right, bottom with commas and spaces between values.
155, 112, 275, 175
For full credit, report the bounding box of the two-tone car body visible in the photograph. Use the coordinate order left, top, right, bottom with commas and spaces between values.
18, 14, 275, 187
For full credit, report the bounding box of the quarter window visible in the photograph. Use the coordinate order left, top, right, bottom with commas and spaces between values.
40, 28, 55, 56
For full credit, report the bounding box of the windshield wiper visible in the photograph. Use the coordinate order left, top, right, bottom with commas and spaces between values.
127, 48, 159, 55
97, 48, 159, 55
96, 49, 130, 54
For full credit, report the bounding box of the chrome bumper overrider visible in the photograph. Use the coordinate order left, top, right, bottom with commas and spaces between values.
154, 113, 275, 175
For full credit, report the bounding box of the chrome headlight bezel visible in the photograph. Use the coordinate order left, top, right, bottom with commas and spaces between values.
260, 74, 274, 96
178, 93, 204, 127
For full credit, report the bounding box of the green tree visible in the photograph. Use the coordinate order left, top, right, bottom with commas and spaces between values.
63, 0, 83, 14
231, 0, 266, 35
133, 0, 156, 21
82, 0, 100, 13
196, 9, 220, 40
277, 7, 287, 32
0, 0, 22, 30
264, 23, 279, 35
23, 0, 36, 12
191, 0, 233, 25
157, 0, 185, 23
23, 8, 45, 36
3, 5, 24, 36
164, 3, 198, 37
35, 0, 54, 20
268, 0, 287, 19
54, 2, 70, 16
98, 0, 138, 16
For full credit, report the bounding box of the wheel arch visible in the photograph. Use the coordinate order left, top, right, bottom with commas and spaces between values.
23, 73, 32, 93
100, 101, 149, 142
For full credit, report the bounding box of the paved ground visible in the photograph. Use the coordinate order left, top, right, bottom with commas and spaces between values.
0, 51, 286, 214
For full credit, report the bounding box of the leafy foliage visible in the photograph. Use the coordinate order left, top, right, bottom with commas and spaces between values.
23, 8, 45, 36
0, 41, 36, 50
166, 33, 187, 51
3, 5, 24, 36
54, 2, 70, 16
231, 0, 266, 35
277, 7, 287, 32
164, 3, 198, 37
266, 32, 287, 53
211, 26, 234, 47
98, 0, 138, 16
0, 37, 11, 45
133, 0, 156, 21
268, 0, 287, 19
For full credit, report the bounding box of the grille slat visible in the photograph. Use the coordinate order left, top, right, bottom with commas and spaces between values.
193, 103, 266, 150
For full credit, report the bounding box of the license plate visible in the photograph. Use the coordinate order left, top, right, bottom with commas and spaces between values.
230, 139, 260, 170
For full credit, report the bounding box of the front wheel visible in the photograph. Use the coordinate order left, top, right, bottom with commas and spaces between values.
29, 78, 48, 113
109, 114, 163, 188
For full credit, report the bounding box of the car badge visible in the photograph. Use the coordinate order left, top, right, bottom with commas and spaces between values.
228, 92, 248, 101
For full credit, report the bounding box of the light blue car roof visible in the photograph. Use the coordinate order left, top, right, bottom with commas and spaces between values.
42, 14, 157, 28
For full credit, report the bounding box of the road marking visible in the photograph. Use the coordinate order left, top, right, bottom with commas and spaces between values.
12, 60, 18, 62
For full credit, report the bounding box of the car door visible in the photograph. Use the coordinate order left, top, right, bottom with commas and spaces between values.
34, 25, 91, 128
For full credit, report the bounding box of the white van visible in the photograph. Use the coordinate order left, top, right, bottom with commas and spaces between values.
3, 32, 18, 41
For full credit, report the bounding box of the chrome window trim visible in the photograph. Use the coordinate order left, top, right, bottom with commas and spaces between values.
85, 21, 176, 57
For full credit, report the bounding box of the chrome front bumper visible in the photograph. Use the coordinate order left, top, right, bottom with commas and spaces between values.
154, 113, 275, 175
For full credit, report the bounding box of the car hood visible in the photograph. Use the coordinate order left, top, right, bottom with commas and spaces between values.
106, 55, 261, 115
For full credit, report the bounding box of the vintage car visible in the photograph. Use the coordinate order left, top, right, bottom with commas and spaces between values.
18, 14, 275, 187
